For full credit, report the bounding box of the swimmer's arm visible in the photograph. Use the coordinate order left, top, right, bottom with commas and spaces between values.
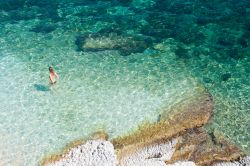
49, 75, 53, 83
55, 72, 59, 79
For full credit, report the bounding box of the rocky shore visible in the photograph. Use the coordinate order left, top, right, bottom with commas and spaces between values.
41, 91, 249, 166
42, 139, 249, 166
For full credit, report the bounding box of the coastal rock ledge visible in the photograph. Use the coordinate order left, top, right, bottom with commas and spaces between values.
41, 92, 249, 166
44, 138, 249, 166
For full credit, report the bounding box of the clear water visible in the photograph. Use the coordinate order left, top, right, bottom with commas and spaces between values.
0, 0, 249, 165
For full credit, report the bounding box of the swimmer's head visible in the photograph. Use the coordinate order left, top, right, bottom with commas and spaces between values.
49, 66, 54, 72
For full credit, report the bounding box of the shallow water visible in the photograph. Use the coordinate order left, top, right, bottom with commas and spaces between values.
0, 0, 249, 165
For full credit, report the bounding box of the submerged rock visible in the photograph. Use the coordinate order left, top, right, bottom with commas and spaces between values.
167, 128, 244, 166
75, 33, 153, 56
141, 14, 176, 40
112, 91, 214, 148
221, 73, 231, 81
131, 0, 156, 9
175, 45, 189, 59
30, 24, 57, 33
0, 0, 25, 11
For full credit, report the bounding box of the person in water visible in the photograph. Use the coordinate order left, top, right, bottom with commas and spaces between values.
49, 66, 59, 84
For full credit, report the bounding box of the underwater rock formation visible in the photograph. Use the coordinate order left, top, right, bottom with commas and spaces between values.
75, 33, 153, 56
131, 0, 156, 9
0, 0, 25, 11
167, 128, 244, 166
30, 24, 57, 33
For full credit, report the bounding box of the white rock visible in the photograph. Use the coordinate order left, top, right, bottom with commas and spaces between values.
47, 139, 116, 166
119, 139, 178, 166
166, 161, 196, 166
46, 138, 248, 166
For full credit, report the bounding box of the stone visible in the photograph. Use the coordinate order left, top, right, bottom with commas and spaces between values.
112, 91, 213, 151
214, 156, 250, 166
75, 33, 153, 56
166, 161, 196, 166
46, 140, 116, 166
175, 45, 189, 59
131, 0, 156, 9
197, 17, 215, 25
30, 24, 57, 33
119, 139, 178, 166
0, 0, 25, 11
166, 128, 245, 166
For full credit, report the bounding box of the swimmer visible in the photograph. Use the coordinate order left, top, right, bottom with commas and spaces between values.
49, 66, 59, 84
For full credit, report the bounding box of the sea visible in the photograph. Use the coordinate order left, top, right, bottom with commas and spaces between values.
0, 0, 249, 165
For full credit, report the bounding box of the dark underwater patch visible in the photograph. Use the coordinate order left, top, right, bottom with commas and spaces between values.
196, 17, 215, 25
0, 0, 25, 11
227, 47, 249, 60
25, 0, 57, 8
30, 24, 57, 33
175, 45, 189, 59
221, 73, 231, 82
34, 84, 50, 92
8, 8, 37, 21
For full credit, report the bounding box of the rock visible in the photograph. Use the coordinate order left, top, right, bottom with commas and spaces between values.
214, 156, 250, 166
90, 131, 109, 141
25, 0, 57, 8
237, 37, 248, 48
75, 33, 153, 56
119, 139, 178, 166
169, 15, 204, 45
112, 91, 213, 150
0, 0, 25, 11
131, 0, 156, 9
141, 28, 172, 39
175, 45, 189, 59
30, 24, 57, 33
25, 0, 60, 21
166, 161, 196, 166
227, 47, 249, 60
153, 38, 178, 52
141, 14, 176, 40
203, 77, 214, 84
197, 17, 215, 25
107, 6, 135, 16
117, 0, 133, 6
217, 37, 235, 47
154, 1, 194, 14
166, 128, 245, 166
42, 91, 247, 166
46, 140, 116, 166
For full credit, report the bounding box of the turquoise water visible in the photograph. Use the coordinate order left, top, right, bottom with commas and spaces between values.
0, 0, 249, 165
